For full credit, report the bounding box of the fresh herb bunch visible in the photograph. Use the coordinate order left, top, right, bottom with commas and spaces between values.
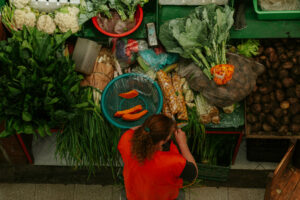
159, 4, 234, 79
56, 87, 121, 176
237, 39, 260, 58
0, 27, 87, 137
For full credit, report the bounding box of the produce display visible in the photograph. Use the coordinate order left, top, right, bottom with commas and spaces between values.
159, 4, 234, 82
246, 39, 300, 136
2, 0, 296, 180
1, 1, 82, 34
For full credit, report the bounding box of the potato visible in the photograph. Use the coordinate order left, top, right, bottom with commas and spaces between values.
291, 66, 300, 76
279, 54, 288, 62
259, 85, 272, 94
296, 85, 300, 98
268, 70, 277, 78
264, 47, 275, 55
290, 124, 300, 132
260, 55, 267, 61
258, 46, 264, 55
292, 57, 297, 64
251, 123, 262, 132
251, 104, 262, 114
263, 123, 273, 132
266, 59, 271, 68
261, 95, 271, 103
287, 51, 294, 58
286, 88, 296, 98
247, 113, 257, 124
274, 108, 283, 118
289, 103, 300, 115
282, 78, 295, 88
292, 115, 300, 123
259, 113, 266, 121
288, 98, 299, 104
276, 46, 285, 54
272, 62, 280, 69
276, 81, 283, 89
253, 93, 261, 103
282, 116, 289, 125
264, 104, 272, 113
278, 125, 289, 133
267, 115, 278, 126
280, 101, 290, 109
276, 89, 285, 102
282, 62, 293, 69
270, 92, 276, 102
252, 85, 258, 92
247, 95, 254, 105
256, 78, 264, 85
278, 69, 289, 79
269, 52, 278, 63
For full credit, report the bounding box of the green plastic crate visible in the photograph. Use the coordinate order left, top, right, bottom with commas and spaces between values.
197, 163, 230, 182
253, 0, 300, 20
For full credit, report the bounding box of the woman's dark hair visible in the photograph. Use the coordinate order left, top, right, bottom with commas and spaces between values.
131, 114, 176, 163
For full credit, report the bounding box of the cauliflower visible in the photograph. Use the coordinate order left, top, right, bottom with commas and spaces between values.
10, 0, 30, 9
13, 7, 36, 30
54, 7, 80, 33
37, 15, 56, 34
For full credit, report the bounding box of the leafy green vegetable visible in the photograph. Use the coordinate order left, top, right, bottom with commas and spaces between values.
237, 39, 260, 58
0, 27, 86, 138
56, 87, 121, 177
159, 4, 234, 79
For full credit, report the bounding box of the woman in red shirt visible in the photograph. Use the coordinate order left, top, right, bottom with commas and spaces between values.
118, 114, 198, 200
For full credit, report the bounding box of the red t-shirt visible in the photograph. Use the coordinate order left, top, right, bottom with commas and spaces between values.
118, 129, 186, 200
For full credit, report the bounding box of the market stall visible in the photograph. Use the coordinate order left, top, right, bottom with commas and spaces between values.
0, 0, 299, 188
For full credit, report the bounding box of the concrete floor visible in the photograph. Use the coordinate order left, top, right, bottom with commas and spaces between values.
0, 183, 265, 200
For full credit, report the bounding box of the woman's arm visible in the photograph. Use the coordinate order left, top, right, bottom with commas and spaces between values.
174, 129, 198, 177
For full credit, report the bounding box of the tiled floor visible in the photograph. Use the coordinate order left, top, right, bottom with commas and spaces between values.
0, 184, 265, 200
32, 135, 279, 170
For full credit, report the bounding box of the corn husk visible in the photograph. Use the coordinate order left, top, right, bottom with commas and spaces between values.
157, 70, 180, 115
163, 98, 173, 118
172, 73, 188, 121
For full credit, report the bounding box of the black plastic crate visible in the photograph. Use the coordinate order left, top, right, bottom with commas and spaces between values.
246, 139, 290, 162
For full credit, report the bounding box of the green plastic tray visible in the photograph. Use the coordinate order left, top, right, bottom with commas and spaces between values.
253, 0, 300, 20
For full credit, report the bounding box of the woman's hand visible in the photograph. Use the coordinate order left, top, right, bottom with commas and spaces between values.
174, 128, 187, 146
130, 125, 141, 131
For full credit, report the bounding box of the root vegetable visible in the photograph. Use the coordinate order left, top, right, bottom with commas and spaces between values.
272, 62, 280, 69
292, 57, 297, 64
251, 104, 262, 114
253, 93, 261, 103
282, 62, 293, 69
269, 52, 278, 62
276, 81, 283, 89
283, 116, 290, 125
267, 115, 278, 126
247, 113, 257, 124
257, 78, 264, 85
268, 70, 277, 78
280, 101, 290, 109
263, 123, 273, 132
211, 115, 220, 124
286, 88, 296, 98
253, 85, 258, 92
276, 89, 285, 102
291, 66, 300, 76
292, 115, 300, 123
288, 98, 299, 105
270, 92, 276, 102
259, 85, 272, 94
261, 95, 271, 103
278, 125, 289, 133
264, 104, 272, 113
264, 47, 275, 55
258, 47, 264, 55
289, 103, 300, 115
287, 51, 294, 58
290, 124, 300, 132
274, 108, 283, 118
278, 70, 289, 79
251, 123, 262, 132
296, 85, 300, 98
282, 78, 295, 88
259, 113, 266, 121
260, 55, 267, 60
279, 54, 288, 62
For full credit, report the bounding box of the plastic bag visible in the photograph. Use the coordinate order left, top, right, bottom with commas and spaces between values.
178, 53, 265, 108
81, 48, 115, 91
139, 49, 179, 71
259, 0, 300, 11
